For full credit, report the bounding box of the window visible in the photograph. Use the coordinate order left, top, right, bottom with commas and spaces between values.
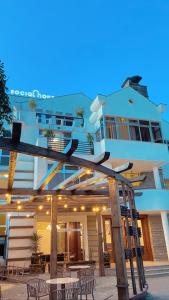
140, 127, 151, 141
151, 122, 163, 143
129, 125, 140, 140
105, 117, 117, 139
96, 129, 101, 142
36, 113, 42, 123
63, 117, 73, 127
45, 114, 51, 124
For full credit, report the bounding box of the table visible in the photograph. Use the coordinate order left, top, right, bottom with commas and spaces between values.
68, 265, 90, 270
46, 277, 79, 300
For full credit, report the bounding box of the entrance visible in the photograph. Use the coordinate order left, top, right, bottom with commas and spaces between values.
57, 222, 83, 261
103, 215, 153, 261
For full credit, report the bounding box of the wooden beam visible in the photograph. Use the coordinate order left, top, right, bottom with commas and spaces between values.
37, 140, 78, 190
0, 188, 142, 197
50, 196, 57, 279
67, 174, 106, 190
129, 175, 146, 183
108, 178, 129, 300
96, 212, 105, 276
95, 151, 110, 165
0, 138, 132, 186
113, 162, 133, 174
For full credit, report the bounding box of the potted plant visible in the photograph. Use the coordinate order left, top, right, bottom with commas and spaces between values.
86, 133, 94, 154
31, 232, 42, 264
75, 108, 84, 127
44, 129, 55, 138
28, 100, 37, 111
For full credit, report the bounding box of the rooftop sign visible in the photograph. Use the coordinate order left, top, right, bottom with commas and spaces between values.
10, 89, 55, 99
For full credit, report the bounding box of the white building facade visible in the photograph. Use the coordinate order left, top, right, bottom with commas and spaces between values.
1, 75, 169, 266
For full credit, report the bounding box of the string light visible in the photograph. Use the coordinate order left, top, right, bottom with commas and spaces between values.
86, 169, 91, 174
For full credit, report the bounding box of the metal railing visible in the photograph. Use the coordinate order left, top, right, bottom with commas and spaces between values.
48, 137, 94, 155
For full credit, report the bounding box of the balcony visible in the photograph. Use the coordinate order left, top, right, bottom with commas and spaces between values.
48, 137, 94, 155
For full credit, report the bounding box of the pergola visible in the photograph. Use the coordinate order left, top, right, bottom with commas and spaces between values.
0, 123, 148, 300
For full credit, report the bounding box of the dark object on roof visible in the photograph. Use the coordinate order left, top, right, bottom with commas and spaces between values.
121, 75, 148, 98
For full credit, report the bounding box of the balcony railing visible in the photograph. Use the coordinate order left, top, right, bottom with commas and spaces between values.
48, 137, 94, 155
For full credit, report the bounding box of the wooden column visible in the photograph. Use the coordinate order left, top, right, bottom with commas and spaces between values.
50, 196, 57, 300
96, 212, 105, 276
50, 195, 57, 278
108, 178, 129, 300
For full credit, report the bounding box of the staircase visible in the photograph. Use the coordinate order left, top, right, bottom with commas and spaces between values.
105, 264, 169, 278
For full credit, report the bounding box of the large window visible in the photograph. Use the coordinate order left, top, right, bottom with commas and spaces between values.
96, 116, 163, 144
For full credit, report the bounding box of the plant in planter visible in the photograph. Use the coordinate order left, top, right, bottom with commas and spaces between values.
28, 99, 37, 111
44, 129, 55, 137
86, 133, 94, 154
75, 108, 84, 127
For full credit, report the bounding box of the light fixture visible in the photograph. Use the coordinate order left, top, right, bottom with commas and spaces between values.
38, 205, 43, 210
102, 206, 107, 211
5, 193, 9, 197
58, 196, 62, 200
17, 205, 22, 210
46, 211, 49, 215
81, 206, 85, 211
17, 200, 21, 204
47, 196, 51, 201
86, 169, 91, 174
4, 174, 8, 178
73, 207, 77, 212
26, 214, 30, 218
64, 204, 68, 209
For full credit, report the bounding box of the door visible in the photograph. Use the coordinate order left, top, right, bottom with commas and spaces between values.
103, 215, 153, 261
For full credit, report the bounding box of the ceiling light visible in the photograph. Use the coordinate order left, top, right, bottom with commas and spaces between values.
73, 207, 77, 212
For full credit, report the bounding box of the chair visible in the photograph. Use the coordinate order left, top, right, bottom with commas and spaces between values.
52, 287, 79, 300
78, 278, 95, 300
27, 278, 50, 300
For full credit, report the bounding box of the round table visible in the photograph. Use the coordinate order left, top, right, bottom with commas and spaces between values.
46, 277, 79, 299
68, 265, 90, 270
46, 277, 79, 286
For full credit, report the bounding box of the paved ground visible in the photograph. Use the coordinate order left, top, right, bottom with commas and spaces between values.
0, 275, 169, 299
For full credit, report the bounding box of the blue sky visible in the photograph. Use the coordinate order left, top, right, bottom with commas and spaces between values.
1, 0, 169, 118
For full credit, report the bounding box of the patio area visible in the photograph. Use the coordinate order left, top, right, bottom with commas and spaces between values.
0, 123, 149, 299
1, 274, 169, 300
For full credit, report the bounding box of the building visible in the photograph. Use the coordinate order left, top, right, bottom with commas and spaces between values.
0, 75, 169, 266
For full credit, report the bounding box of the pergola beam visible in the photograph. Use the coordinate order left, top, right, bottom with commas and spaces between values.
0, 138, 132, 186
113, 162, 133, 174
37, 139, 78, 190
66, 174, 106, 190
